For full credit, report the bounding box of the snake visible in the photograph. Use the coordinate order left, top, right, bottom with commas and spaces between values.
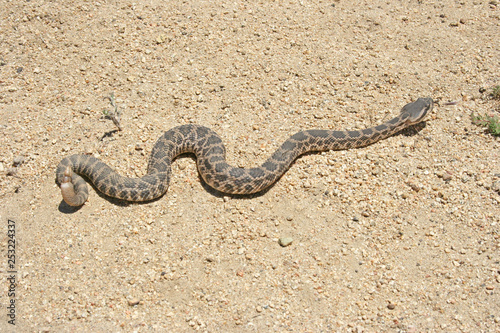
56, 98, 433, 206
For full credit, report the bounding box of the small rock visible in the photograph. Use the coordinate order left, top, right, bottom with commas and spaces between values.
442, 173, 452, 182
491, 181, 500, 193
407, 182, 420, 192
128, 298, 140, 306
7, 168, 17, 176
278, 237, 293, 247
0, 162, 4, 172
438, 191, 448, 200
387, 303, 396, 310
13, 156, 24, 166
156, 34, 169, 44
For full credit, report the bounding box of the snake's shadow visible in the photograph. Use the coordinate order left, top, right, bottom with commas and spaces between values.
400, 121, 427, 137
57, 121, 427, 210
58, 200, 84, 213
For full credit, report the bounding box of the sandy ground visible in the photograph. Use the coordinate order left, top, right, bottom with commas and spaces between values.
1, 0, 499, 331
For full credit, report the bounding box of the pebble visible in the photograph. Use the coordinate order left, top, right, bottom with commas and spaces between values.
442, 173, 452, 182
0, 162, 4, 172
128, 298, 140, 306
6, 168, 17, 176
407, 182, 420, 192
278, 237, 293, 247
491, 181, 500, 193
13, 156, 25, 166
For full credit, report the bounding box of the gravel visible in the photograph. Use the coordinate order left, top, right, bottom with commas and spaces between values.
0, 0, 499, 331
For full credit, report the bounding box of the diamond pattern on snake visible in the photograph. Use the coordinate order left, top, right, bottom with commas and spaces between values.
56, 98, 433, 206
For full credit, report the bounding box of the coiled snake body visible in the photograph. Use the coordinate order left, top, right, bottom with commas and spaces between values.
56, 98, 433, 206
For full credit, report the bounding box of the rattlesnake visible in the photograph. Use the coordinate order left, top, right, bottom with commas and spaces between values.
56, 98, 433, 206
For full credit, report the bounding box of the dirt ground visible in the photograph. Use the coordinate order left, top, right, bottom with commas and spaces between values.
1, 0, 499, 332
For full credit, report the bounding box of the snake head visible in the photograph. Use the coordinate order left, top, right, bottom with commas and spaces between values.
402, 97, 434, 125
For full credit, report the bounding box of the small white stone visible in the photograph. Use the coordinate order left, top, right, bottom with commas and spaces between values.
278, 237, 293, 247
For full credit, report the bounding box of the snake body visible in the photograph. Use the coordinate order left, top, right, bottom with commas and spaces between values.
56, 98, 433, 206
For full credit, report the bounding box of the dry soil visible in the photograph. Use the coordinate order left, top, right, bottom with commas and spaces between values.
1, 0, 500, 332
